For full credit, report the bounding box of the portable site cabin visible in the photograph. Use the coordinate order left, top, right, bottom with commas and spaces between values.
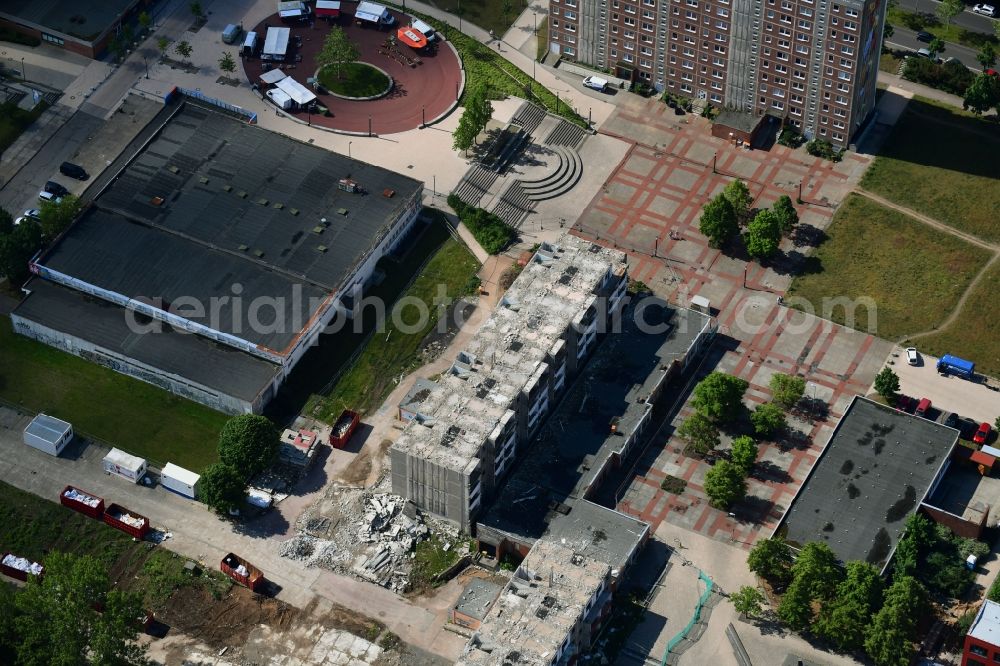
262, 27, 291, 61
23, 414, 73, 456
160, 463, 201, 499
274, 76, 317, 107
267, 88, 293, 110
355, 1, 395, 27
102, 448, 148, 484
315, 0, 341, 18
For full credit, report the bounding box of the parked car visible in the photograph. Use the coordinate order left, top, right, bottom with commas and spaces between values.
916, 31, 934, 42
942, 412, 960, 429
896, 394, 917, 413
974, 422, 992, 445
23, 208, 40, 220
43, 181, 68, 196
915, 397, 932, 418
916, 48, 933, 58
906, 347, 919, 365
972, 4, 996, 16
582, 75, 609, 92
38, 191, 62, 204
59, 162, 88, 180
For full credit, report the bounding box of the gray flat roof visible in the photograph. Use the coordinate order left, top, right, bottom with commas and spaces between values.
715, 110, 765, 134
25, 414, 72, 442
38, 208, 330, 354
0, 0, 136, 42
453, 578, 503, 621
478, 299, 710, 569
778, 396, 958, 568
13, 280, 281, 402
94, 104, 422, 292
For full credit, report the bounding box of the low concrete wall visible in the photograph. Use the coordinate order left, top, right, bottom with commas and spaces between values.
556, 61, 629, 88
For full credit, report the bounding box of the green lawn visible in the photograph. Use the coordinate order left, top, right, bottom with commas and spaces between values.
306, 218, 480, 421
0, 316, 227, 470
917, 260, 1000, 379
887, 7, 998, 50
0, 101, 48, 156
427, 0, 531, 36
786, 194, 991, 340
879, 51, 904, 74
0, 480, 231, 610
860, 97, 1000, 243
319, 62, 391, 97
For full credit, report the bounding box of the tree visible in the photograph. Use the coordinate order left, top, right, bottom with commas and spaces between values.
109, 35, 126, 62
748, 537, 793, 587
751, 402, 786, 438
175, 40, 193, 63
770, 373, 805, 410
0, 207, 13, 235
745, 209, 782, 260
731, 585, 765, 619
963, 72, 1000, 116
703, 460, 747, 509
190, 1, 204, 18
452, 108, 478, 153
14, 552, 148, 666
317, 27, 360, 79
38, 194, 81, 240
0, 220, 43, 286
198, 462, 248, 513
138, 11, 153, 35
675, 411, 721, 455
0, 584, 20, 664
219, 51, 236, 79
814, 561, 883, 651
937, 0, 963, 24
996, 19, 1000, 42
698, 194, 739, 248
777, 577, 814, 631
978, 43, 997, 69
722, 179, 753, 225
730, 435, 758, 475
772, 195, 799, 237
864, 577, 926, 666
873, 366, 900, 403
156, 36, 170, 60
928, 37, 945, 56
883, 22, 894, 42
791, 542, 843, 602
467, 86, 494, 138
218, 414, 279, 479
692, 371, 749, 423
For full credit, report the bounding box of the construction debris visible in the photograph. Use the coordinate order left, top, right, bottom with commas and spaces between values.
278, 534, 344, 569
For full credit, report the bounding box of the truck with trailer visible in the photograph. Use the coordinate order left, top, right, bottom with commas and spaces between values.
221, 553, 263, 591
1, 553, 44, 582
937, 354, 975, 379
330, 409, 360, 449
102, 503, 151, 539
60, 485, 105, 519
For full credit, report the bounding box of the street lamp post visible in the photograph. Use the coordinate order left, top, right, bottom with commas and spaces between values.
421, 105, 426, 127
368, 115, 372, 137
348, 141, 352, 159
20, 57, 25, 80
143, 56, 149, 79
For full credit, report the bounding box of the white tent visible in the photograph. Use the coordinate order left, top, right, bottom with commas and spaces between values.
275, 77, 317, 105
263, 27, 290, 60
267, 88, 293, 110
260, 68, 288, 84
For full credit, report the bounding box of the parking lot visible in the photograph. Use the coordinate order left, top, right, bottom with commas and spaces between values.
890, 347, 1000, 429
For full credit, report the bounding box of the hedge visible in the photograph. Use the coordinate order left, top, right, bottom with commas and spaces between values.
447, 194, 515, 255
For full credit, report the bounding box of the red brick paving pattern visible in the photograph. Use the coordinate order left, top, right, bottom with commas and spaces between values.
244, 12, 462, 134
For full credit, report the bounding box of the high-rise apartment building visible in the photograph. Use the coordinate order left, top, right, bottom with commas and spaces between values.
548, 0, 886, 147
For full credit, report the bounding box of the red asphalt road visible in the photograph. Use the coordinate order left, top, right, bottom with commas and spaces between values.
245, 11, 462, 135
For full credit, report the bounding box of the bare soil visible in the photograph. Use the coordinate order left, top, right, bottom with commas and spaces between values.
338, 438, 394, 487
156, 586, 300, 649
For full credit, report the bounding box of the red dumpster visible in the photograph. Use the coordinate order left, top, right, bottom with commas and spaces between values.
330, 409, 360, 449
1, 552, 44, 582
221, 553, 263, 591
102, 503, 151, 539
60, 485, 105, 519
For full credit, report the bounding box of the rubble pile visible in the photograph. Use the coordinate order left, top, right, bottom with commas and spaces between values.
108, 510, 145, 528
63, 488, 100, 507
351, 493, 430, 591
2, 554, 43, 575
278, 534, 345, 569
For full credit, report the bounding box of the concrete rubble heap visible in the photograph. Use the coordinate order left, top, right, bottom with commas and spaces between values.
278, 534, 344, 569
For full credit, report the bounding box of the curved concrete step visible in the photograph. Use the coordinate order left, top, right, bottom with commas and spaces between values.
522, 148, 583, 201
518, 146, 573, 189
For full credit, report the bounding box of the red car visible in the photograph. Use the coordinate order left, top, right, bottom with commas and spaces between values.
974, 422, 992, 445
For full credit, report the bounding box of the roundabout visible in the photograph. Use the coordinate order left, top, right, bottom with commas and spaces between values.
245, 9, 463, 134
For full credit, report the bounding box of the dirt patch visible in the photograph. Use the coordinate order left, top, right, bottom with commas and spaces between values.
155, 586, 299, 649
338, 438, 394, 486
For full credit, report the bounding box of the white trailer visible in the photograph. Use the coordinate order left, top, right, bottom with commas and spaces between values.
23, 414, 73, 456
355, 1, 396, 27
262, 27, 291, 61
102, 448, 148, 483
161, 463, 201, 499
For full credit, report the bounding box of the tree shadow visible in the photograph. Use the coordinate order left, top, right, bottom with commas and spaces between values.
752, 460, 793, 484
734, 493, 776, 523
792, 223, 827, 248
794, 397, 829, 422
233, 510, 290, 539
287, 445, 331, 495
776, 428, 813, 452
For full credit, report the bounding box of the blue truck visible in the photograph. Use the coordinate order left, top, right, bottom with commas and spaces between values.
937, 354, 975, 379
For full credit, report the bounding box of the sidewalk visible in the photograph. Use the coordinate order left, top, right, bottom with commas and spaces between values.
0, 103, 74, 188
877, 70, 974, 110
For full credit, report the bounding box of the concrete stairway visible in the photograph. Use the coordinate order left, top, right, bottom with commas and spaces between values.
490, 181, 532, 227
510, 101, 547, 135
453, 165, 499, 207
516, 145, 583, 202
543, 119, 588, 148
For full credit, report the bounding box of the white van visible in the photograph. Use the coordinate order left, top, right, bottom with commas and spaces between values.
411, 18, 437, 42
222, 24, 241, 45
583, 75, 609, 92
241, 31, 259, 57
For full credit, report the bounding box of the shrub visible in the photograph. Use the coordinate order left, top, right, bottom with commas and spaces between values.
806, 139, 844, 162
777, 127, 805, 148
903, 56, 974, 96
446, 194, 514, 255
660, 475, 687, 494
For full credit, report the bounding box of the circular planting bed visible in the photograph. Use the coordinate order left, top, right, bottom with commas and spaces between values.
319, 62, 393, 100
